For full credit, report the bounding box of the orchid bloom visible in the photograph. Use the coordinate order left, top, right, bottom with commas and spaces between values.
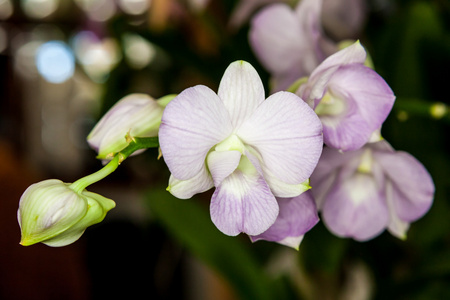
88, 93, 173, 160
159, 60, 323, 236
296, 41, 396, 152
249, 0, 336, 91
250, 191, 319, 249
310, 141, 434, 241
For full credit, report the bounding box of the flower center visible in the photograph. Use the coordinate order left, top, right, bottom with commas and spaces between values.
215, 134, 246, 153
314, 90, 346, 116
357, 149, 374, 173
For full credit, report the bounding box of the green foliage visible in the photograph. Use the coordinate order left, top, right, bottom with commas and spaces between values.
145, 190, 295, 300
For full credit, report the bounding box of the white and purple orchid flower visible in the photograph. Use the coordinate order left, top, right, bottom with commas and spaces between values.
249, 0, 337, 91
159, 60, 323, 237
250, 191, 319, 249
310, 141, 434, 241
296, 41, 396, 152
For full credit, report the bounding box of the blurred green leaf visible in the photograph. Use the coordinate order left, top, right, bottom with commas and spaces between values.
145, 190, 291, 300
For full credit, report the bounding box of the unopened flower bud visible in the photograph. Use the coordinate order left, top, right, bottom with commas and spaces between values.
87, 93, 175, 160
18, 179, 115, 247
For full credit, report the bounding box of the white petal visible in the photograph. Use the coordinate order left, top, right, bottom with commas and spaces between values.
88, 94, 163, 158
167, 165, 214, 199
159, 85, 233, 180
217, 61, 265, 129
207, 150, 242, 186
238, 91, 323, 184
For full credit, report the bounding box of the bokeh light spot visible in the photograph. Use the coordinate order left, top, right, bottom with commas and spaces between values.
36, 41, 75, 83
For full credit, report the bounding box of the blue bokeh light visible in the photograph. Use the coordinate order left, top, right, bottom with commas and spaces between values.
36, 41, 75, 83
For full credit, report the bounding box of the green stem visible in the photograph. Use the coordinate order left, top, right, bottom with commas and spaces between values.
393, 98, 449, 122
69, 137, 159, 193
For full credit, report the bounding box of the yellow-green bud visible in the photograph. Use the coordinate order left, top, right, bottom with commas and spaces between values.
18, 179, 115, 247
87, 93, 176, 160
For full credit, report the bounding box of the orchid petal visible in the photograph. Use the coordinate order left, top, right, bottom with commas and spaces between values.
249, 4, 304, 77
210, 158, 278, 236
265, 170, 312, 198
159, 85, 233, 180
385, 180, 410, 240
217, 61, 265, 129
167, 166, 214, 199
250, 191, 319, 249
322, 173, 389, 241
294, 0, 335, 64
300, 41, 366, 102
238, 91, 323, 184
321, 64, 395, 151
310, 147, 362, 209
374, 149, 434, 222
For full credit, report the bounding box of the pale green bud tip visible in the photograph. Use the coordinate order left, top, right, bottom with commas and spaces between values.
18, 179, 115, 247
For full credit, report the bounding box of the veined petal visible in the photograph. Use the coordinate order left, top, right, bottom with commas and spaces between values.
299, 41, 366, 103
159, 85, 233, 180
250, 191, 319, 249
217, 61, 265, 129
322, 172, 389, 241
167, 165, 214, 199
207, 150, 242, 186
374, 148, 434, 222
249, 4, 304, 77
238, 91, 323, 184
210, 158, 278, 236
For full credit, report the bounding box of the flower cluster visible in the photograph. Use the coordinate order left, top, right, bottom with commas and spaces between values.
248, 1, 434, 243
17, 0, 434, 249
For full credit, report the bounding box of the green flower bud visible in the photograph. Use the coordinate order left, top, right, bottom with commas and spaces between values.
87, 93, 176, 160
18, 179, 115, 247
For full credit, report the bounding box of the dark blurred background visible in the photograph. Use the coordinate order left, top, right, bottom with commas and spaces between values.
1, 0, 450, 299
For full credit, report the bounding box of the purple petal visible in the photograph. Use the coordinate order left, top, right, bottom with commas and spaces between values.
217, 61, 265, 129
250, 191, 319, 249
385, 180, 410, 239
310, 146, 363, 209
159, 85, 233, 180
374, 147, 434, 222
299, 41, 366, 103
238, 91, 323, 185
249, 4, 304, 77
210, 161, 279, 236
294, 0, 336, 62
321, 64, 395, 151
322, 172, 389, 241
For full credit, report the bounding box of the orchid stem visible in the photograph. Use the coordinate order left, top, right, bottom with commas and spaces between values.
394, 98, 449, 123
69, 137, 159, 193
